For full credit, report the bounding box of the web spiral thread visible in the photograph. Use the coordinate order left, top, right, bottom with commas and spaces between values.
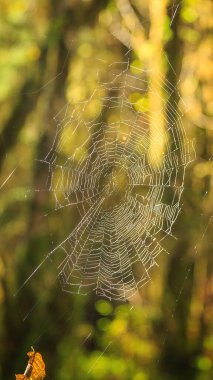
39, 61, 193, 301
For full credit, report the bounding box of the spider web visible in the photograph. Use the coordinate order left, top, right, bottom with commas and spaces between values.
37, 60, 193, 301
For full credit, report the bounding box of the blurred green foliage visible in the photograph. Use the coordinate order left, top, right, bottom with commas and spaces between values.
0, 1, 213, 380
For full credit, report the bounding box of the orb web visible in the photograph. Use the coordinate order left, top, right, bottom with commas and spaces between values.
39, 61, 193, 301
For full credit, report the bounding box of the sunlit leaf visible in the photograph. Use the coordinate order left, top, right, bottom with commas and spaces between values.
15, 349, 46, 380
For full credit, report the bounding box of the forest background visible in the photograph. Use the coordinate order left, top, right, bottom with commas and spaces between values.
0, 0, 213, 379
